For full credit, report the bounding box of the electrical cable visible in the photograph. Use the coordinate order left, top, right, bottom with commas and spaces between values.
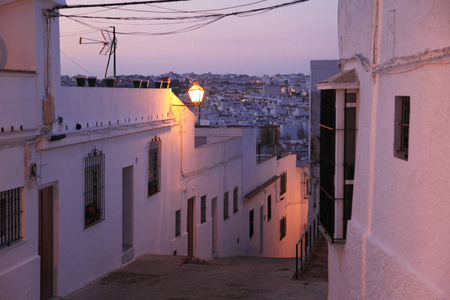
52, 0, 190, 11
55, 0, 309, 37
60, 50, 94, 75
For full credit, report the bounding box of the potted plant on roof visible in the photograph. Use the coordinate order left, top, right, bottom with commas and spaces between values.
141, 80, 149, 88
87, 76, 97, 87
103, 76, 116, 87
161, 76, 171, 88
76, 75, 87, 87
132, 78, 142, 88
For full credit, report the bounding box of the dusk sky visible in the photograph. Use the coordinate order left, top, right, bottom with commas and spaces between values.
59, 0, 339, 77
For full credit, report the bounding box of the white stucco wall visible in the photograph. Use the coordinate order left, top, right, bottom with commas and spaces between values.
328, 1, 450, 299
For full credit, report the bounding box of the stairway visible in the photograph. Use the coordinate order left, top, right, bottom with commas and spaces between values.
296, 234, 328, 282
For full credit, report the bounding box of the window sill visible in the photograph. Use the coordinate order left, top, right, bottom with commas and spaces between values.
0, 239, 27, 254
148, 190, 160, 198
319, 224, 346, 245
84, 218, 104, 229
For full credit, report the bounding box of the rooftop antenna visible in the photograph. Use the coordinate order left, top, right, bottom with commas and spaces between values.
79, 26, 117, 78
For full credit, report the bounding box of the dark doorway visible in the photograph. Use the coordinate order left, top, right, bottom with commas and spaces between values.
39, 186, 53, 300
260, 205, 264, 254
211, 197, 218, 256
187, 197, 195, 257
122, 166, 134, 264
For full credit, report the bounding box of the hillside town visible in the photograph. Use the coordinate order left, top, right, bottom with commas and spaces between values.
2, 0, 449, 299
62, 72, 310, 164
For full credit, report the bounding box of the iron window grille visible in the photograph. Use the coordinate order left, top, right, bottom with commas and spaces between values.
320, 89, 337, 240
279, 215, 287, 241
394, 96, 410, 161
175, 210, 181, 237
223, 191, 229, 220
280, 172, 287, 195
195, 136, 207, 148
0, 187, 23, 248
84, 149, 105, 228
148, 136, 161, 197
267, 195, 272, 221
201, 195, 207, 223
233, 187, 238, 213
249, 209, 254, 238
319, 89, 357, 242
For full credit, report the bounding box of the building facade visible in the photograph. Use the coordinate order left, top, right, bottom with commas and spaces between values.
315, 0, 450, 299
0, 1, 306, 299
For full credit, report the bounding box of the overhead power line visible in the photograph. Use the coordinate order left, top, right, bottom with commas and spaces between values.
51, 0, 190, 11
54, 0, 310, 37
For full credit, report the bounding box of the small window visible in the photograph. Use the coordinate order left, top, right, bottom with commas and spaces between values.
201, 195, 207, 223
280, 172, 287, 195
175, 210, 181, 237
195, 136, 207, 147
249, 209, 254, 238
267, 195, 272, 221
233, 187, 238, 213
394, 96, 410, 161
148, 136, 161, 196
0, 187, 23, 248
84, 149, 105, 228
304, 176, 309, 199
280, 215, 287, 240
223, 192, 229, 220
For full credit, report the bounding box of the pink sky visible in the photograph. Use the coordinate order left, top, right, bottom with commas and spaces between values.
59, 0, 338, 77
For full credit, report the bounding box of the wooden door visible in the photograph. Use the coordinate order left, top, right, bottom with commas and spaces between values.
39, 186, 53, 300
187, 197, 195, 257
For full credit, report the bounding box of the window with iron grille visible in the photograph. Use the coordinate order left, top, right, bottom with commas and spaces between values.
233, 186, 238, 213
279, 215, 286, 240
267, 195, 272, 221
394, 96, 410, 161
84, 149, 105, 228
195, 136, 207, 148
201, 195, 207, 223
249, 209, 254, 238
175, 210, 181, 237
148, 136, 161, 197
0, 187, 22, 248
223, 191, 229, 220
280, 172, 287, 195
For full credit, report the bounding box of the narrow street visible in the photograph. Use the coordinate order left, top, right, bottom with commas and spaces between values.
64, 252, 328, 300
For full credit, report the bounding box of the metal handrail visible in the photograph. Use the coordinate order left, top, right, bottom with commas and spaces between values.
295, 212, 320, 279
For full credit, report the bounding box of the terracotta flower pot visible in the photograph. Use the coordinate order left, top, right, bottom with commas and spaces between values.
132, 79, 142, 88
160, 76, 171, 88
141, 80, 149, 88
87, 76, 97, 87
76, 75, 87, 87
103, 77, 116, 87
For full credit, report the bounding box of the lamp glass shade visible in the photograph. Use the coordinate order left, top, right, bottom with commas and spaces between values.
188, 81, 204, 104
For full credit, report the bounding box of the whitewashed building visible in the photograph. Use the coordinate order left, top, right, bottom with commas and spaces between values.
0, 1, 306, 299
315, 0, 450, 299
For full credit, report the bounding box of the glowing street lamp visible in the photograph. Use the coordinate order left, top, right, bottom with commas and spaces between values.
188, 80, 204, 104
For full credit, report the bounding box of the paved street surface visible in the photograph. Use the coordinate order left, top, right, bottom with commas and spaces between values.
298, 235, 328, 282
65, 248, 327, 300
